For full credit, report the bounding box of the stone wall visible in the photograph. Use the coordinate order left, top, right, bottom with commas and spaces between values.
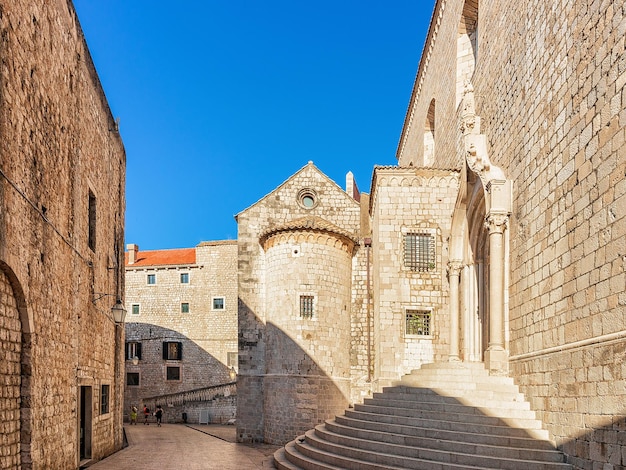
0, 0, 126, 467
370, 167, 460, 386
236, 162, 367, 444
124, 242, 238, 414
396, 0, 626, 467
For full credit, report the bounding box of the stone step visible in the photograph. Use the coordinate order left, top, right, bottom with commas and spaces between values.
293, 430, 489, 470
276, 440, 352, 470
332, 415, 555, 451
274, 362, 571, 469
322, 420, 563, 462
353, 402, 544, 427
343, 409, 551, 441
365, 395, 532, 414
397, 377, 521, 394
372, 387, 530, 409
381, 385, 528, 403
301, 428, 570, 470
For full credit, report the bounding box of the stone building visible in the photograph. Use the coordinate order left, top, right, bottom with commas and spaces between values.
0, 1, 126, 468
393, 0, 625, 467
124, 242, 238, 424
240, 0, 626, 467
236, 162, 374, 444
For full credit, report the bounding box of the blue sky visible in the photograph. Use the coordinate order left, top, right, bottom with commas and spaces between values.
73, 1, 435, 250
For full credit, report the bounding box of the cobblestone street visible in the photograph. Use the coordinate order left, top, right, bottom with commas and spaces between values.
87, 424, 279, 470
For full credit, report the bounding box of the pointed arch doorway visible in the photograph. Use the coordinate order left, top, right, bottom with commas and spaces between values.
449, 168, 490, 363
447, 82, 512, 375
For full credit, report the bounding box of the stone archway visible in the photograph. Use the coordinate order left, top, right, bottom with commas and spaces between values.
0, 264, 32, 469
448, 82, 512, 375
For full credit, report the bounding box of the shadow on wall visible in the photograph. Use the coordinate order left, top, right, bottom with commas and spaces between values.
124, 323, 236, 424
238, 299, 351, 445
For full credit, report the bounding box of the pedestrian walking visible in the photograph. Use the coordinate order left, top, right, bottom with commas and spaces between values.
130, 406, 138, 425
155, 405, 163, 427
143, 405, 150, 425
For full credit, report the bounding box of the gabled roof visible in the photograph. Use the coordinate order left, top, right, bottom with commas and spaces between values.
125, 248, 196, 267
235, 161, 358, 218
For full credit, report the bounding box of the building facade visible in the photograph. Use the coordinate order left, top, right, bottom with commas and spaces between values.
395, 0, 625, 467
238, 1, 626, 467
124, 242, 238, 424
0, 1, 126, 468
237, 163, 374, 444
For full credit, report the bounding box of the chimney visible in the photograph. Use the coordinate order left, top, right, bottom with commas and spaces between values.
127, 244, 139, 264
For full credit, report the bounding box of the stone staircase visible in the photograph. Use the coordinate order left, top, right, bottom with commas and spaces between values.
274, 362, 572, 469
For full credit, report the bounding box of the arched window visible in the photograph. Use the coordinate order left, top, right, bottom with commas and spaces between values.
423, 99, 436, 166
456, 0, 478, 108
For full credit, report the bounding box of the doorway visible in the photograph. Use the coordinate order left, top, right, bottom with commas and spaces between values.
79, 386, 92, 460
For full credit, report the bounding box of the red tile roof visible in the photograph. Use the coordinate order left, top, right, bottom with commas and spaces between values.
125, 248, 196, 267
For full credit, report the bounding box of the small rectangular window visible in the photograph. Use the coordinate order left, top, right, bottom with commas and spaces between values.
126, 372, 139, 386
126, 342, 142, 361
88, 190, 97, 251
100, 384, 110, 414
227, 352, 238, 368
404, 233, 436, 272
131, 304, 140, 315
181, 302, 189, 313
166, 366, 181, 381
180, 273, 189, 284
300, 295, 314, 318
163, 341, 183, 360
147, 274, 156, 285
212, 297, 225, 310
406, 310, 431, 336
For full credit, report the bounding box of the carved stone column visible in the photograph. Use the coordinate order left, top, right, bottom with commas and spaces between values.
484, 212, 509, 374
447, 261, 463, 362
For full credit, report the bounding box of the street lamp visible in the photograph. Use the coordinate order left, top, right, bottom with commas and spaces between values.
229, 366, 237, 381
93, 294, 127, 325
110, 299, 127, 325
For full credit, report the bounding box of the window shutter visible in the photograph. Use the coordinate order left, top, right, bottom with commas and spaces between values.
136, 343, 142, 360
178, 342, 183, 360
162, 342, 168, 360
125, 342, 130, 359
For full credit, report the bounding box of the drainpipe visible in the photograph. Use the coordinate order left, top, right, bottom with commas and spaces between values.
364, 238, 372, 383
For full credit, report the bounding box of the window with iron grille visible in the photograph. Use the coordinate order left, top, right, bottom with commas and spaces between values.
300, 295, 314, 318
406, 310, 431, 336
404, 233, 435, 272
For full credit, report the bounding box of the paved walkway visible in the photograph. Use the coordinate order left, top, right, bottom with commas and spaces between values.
87, 424, 280, 469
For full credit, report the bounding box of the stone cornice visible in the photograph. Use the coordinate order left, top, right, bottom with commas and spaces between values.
396, 0, 447, 162
369, 166, 459, 214
259, 216, 358, 254
262, 230, 356, 255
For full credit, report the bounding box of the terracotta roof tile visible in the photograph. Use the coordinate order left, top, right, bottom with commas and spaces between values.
125, 248, 196, 267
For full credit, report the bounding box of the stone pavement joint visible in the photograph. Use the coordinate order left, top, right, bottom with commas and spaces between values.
87, 424, 280, 469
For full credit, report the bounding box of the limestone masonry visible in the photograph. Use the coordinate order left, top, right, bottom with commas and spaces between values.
0, 0, 126, 468
238, 1, 626, 468
123, 242, 238, 424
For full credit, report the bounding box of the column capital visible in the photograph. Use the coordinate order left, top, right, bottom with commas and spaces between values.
447, 261, 463, 277
485, 213, 509, 234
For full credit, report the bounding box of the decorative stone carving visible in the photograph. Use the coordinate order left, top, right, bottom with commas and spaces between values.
485, 213, 509, 234
459, 80, 477, 135
461, 81, 507, 186
447, 261, 463, 278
